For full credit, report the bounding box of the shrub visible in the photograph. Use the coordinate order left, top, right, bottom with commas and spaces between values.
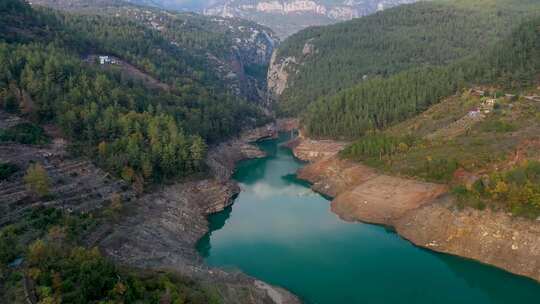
480, 119, 517, 133
0, 162, 18, 180
457, 161, 540, 218
413, 157, 459, 183
0, 225, 22, 265
24, 163, 50, 198
0, 123, 50, 145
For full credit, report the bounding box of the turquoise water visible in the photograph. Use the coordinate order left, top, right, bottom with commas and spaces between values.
197, 134, 540, 304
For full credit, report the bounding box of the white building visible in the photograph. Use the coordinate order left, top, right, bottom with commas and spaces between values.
99, 55, 117, 65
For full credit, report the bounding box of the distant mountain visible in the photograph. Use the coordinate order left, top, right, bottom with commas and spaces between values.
126, 0, 210, 11
123, 0, 417, 37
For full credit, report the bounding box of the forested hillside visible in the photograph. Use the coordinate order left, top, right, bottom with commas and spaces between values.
273, 0, 540, 116
32, 0, 278, 102
303, 16, 540, 138
0, 0, 268, 186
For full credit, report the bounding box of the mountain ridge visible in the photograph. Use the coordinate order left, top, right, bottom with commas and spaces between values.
31, 0, 279, 103
123, 0, 418, 37
269, 0, 540, 116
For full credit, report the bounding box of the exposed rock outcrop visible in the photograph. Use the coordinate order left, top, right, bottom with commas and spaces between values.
208, 24, 277, 102
292, 136, 540, 282
0, 109, 299, 303
96, 122, 300, 304
266, 51, 296, 104
287, 134, 347, 162
203, 0, 417, 38
265, 39, 315, 104
396, 196, 540, 282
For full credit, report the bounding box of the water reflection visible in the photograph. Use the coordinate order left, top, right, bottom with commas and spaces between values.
436, 251, 540, 303
199, 133, 540, 304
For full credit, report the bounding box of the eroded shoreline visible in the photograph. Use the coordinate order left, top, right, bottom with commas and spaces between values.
289, 136, 540, 283
96, 119, 301, 304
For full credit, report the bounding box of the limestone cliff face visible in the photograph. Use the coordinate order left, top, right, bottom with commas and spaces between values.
266, 38, 319, 103
266, 51, 296, 104
204, 0, 417, 37
215, 25, 278, 102
291, 137, 540, 283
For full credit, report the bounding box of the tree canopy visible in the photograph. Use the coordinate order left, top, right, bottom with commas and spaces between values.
0, 0, 269, 185
300, 15, 540, 139
276, 0, 540, 116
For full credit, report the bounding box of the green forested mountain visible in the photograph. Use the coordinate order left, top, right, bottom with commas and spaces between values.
274, 0, 540, 116
31, 0, 278, 102
0, 0, 268, 185
0, 2, 275, 302
302, 16, 540, 138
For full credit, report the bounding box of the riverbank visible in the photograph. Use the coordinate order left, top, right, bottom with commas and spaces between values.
0, 108, 300, 303
290, 136, 540, 283
96, 119, 301, 304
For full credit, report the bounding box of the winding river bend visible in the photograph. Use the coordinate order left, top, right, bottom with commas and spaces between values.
197, 134, 540, 304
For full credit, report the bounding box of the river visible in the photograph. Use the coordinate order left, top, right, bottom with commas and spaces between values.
197, 133, 540, 304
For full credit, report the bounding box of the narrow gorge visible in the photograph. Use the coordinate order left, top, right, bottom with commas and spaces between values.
2, 0, 540, 303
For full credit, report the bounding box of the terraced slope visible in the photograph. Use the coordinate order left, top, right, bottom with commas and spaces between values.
0, 111, 135, 226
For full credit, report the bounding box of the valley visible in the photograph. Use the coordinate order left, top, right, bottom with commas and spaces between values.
200, 133, 540, 304
114, 0, 418, 38
1, 0, 540, 303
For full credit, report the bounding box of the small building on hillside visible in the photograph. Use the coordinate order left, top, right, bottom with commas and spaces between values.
99, 55, 118, 65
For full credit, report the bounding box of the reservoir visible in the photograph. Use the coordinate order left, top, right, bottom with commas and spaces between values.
197, 134, 540, 304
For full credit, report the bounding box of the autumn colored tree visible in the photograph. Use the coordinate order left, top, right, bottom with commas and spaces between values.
24, 163, 50, 198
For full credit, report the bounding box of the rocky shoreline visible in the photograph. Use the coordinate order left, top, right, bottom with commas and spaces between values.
96, 119, 301, 304
290, 136, 540, 283
0, 109, 300, 303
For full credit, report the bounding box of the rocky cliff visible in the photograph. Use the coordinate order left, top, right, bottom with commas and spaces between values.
291, 137, 540, 282
205, 20, 277, 102
266, 38, 317, 103
203, 0, 417, 37
266, 51, 296, 104
95, 122, 300, 304
0, 109, 299, 303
